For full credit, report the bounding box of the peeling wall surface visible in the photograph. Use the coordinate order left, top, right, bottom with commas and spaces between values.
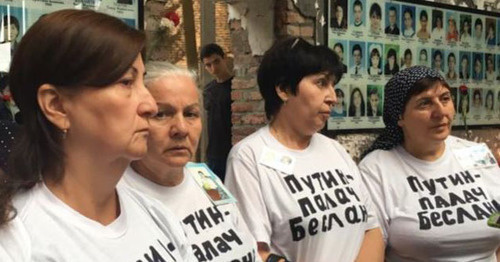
227, 0, 274, 56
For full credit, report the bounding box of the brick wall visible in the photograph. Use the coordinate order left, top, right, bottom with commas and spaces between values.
227, 0, 500, 161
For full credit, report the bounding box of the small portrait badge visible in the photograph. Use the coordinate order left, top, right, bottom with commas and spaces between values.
258, 146, 296, 174
186, 163, 236, 206
453, 143, 498, 170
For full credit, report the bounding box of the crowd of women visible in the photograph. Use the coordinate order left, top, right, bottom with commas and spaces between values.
0, 9, 498, 262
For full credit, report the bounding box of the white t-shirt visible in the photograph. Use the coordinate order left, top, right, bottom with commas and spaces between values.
359, 136, 500, 262
121, 166, 261, 262
225, 126, 379, 262
0, 183, 195, 262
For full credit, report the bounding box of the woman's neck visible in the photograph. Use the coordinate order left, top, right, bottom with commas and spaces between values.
131, 159, 184, 187
270, 116, 311, 150
44, 147, 128, 225
403, 138, 446, 161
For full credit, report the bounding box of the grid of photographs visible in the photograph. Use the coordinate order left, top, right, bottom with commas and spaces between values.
327, 0, 500, 130
0, 0, 140, 71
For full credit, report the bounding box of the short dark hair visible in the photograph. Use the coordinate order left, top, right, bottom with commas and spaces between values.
403, 8, 413, 19
447, 52, 456, 62
200, 43, 225, 60
387, 49, 397, 59
475, 18, 483, 28
404, 49, 412, 58
2, 15, 19, 31
353, 0, 362, 9
3, 9, 145, 225
420, 10, 428, 21
389, 6, 397, 14
258, 37, 343, 119
370, 3, 381, 19
352, 44, 362, 56
433, 50, 443, 60
333, 42, 344, 52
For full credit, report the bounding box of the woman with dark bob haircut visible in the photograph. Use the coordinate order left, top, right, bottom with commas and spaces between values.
360, 66, 500, 261
0, 10, 194, 261
225, 37, 384, 262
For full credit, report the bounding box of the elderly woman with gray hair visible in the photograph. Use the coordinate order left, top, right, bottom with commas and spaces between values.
359, 66, 500, 261
120, 62, 260, 262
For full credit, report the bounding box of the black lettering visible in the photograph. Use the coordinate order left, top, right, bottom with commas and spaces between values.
201, 241, 219, 260
222, 229, 243, 245
334, 188, 350, 204
311, 172, 325, 191
435, 177, 449, 190
308, 217, 319, 236
456, 207, 477, 224
284, 175, 303, 194
449, 192, 466, 206
289, 217, 305, 241
324, 192, 338, 208
345, 205, 361, 224
183, 214, 199, 234
192, 245, 206, 261
322, 170, 339, 188
300, 175, 315, 194
313, 194, 327, 212
448, 172, 464, 186
418, 211, 431, 230
422, 179, 436, 195
407, 176, 424, 192
434, 195, 451, 209
463, 190, 480, 203
195, 209, 213, 230
207, 206, 225, 225
346, 187, 360, 202
144, 246, 166, 262
430, 212, 443, 227
359, 205, 368, 222
442, 210, 456, 225
298, 197, 317, 217
472, 204, 490, 220
335, 169, 349, 185
471, 187, 487, 201
213, 236, 231, 254
483, 201, 497, 214
419, 197, 434, 210
461, 171, 475, 183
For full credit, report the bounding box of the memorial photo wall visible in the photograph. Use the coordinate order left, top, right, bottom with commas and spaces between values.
0, 0, 142, 72
327, 0, 500, 130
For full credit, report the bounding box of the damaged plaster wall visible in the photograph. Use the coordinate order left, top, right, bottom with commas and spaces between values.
227, 0, 274, 56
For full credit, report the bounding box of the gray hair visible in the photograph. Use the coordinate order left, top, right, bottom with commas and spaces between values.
145, 61, 197, 85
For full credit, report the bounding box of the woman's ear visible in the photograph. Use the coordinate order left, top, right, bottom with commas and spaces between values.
37, 84, 70, 131
397, 115, 404, 128
275, 85, 290, 103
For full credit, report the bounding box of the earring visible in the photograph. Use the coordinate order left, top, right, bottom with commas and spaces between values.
62, 129, 67, 139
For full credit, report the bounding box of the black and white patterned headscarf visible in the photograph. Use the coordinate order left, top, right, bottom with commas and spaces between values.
362, 66, 445, 158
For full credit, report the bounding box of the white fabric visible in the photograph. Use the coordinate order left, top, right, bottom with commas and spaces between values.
360, 136, 500, 262
0, 183, 195, 262
121, 166, 261, 262
225, 126, 379, 262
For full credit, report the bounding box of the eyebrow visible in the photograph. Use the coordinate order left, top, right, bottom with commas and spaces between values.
156, 102, 200, 110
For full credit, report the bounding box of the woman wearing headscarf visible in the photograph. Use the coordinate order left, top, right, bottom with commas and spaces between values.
120, 62, 260, 262
0, 10, 194, 261
225, 37, 384, 262
359, 66, 500, 261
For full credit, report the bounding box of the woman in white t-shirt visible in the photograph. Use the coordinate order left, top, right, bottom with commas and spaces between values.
225, 37, 384, 262
120, 62, 260, 262
0, 10, 194, 261
360, 66, 500, 261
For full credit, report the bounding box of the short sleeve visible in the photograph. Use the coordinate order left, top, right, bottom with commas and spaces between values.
358, 157, 391, 244
0, 217, 31, 262
224, 154, 272, 245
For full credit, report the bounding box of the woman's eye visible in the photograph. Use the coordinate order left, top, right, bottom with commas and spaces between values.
119, 78, 134, 87
185, 110, 200, 118
153, 111, 168, 120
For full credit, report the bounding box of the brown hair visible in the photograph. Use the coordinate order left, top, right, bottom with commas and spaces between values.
0, 9, 145, 225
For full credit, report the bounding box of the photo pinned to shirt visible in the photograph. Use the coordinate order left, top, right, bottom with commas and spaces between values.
488, 212, 500, 229
453, 143, 498, 170
186, 162, 236, 206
